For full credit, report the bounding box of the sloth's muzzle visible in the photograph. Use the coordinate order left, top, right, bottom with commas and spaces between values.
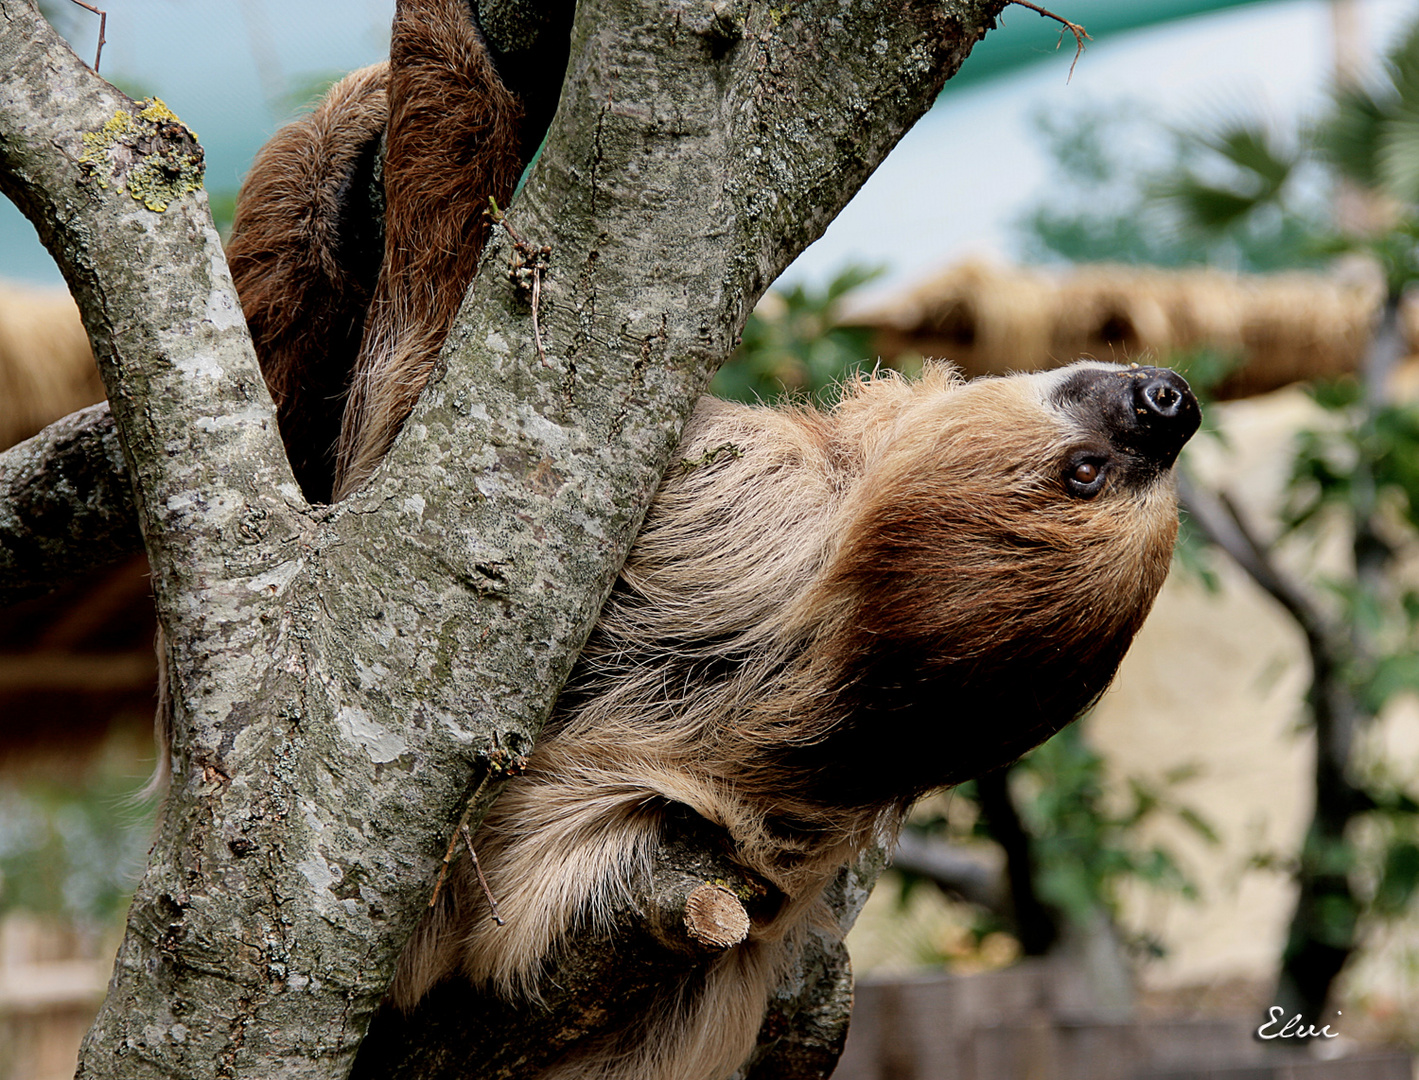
1057, 364, 1202, 470
1121, 366, 1201, 468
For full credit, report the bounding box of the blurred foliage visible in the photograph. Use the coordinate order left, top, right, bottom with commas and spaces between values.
1279, 377, 1419, 717
1268, 373, 1419, 972
907, 726, 1216, 959
1019, 8, 1419, 1018
1011, 727, 1216, 929
1318, 19, 1419, 205
1286, 382, 1419, 537
0, 772, 154, 931
1021, 106, 1331, 273
711, 266, 884, 404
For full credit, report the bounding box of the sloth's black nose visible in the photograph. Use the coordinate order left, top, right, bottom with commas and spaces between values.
1135, 369, 1189, 418
1052, 363, 1202, 469
1123, 366, 1201, 467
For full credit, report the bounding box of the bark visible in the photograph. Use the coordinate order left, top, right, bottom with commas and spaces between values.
349, 820, 884, 1080
0, 0, 1007, 1076
0, 403, 138, 607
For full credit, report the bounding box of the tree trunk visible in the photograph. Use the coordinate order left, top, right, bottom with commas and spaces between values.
0, 0, 1007, 1075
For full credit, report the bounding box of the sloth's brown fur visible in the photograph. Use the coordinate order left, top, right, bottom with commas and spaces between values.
226, 0, 523, 504
215, 4, 1189, 1077
335, 0, 524, 498
225, 65, 389, 504
386, 363, 1181, 1080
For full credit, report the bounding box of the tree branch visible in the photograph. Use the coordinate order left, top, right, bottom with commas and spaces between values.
892, 829, 1007, 913
1005, 0, 1089, 79
1176, 472, 1332, 647
0, 1, 1010, 1077
0, 0, 303, 619
0, 403, 139, 607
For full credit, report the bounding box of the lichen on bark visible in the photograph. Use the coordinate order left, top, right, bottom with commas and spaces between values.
77, 97, 205, 211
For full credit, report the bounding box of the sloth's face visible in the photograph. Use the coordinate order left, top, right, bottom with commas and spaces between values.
1031, 361, 1201, 500
819, 361, 1202, 799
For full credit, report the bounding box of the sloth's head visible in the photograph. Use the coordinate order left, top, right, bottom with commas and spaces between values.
797, 361, 1201, 805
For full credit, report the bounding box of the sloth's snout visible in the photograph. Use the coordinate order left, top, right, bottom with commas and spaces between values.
1122, 366, 1200, 468
1134, 368, 1189, 419
1052, 362, 1202, 471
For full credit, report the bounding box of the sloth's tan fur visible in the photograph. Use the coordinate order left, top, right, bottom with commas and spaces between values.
385, 363, 1180, 1079
214, 3, 1188, 1076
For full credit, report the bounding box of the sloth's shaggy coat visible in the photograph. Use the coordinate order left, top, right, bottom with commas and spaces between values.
386, 363, 1182, 1080
215, 3, 1192, 1077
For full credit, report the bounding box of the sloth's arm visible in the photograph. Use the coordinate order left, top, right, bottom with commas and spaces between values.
333, 0, 531, 498
226, 0, 575, 504
224, 65, 389, 505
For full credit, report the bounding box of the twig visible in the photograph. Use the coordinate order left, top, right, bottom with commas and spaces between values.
428, 772, 493, 908
68, 0, 106, 72
428, 746, 527, 908
1006, 0, 1090, 81
488, 196, 552, 366
529, 266, 546, 367
461, 824, 505, 926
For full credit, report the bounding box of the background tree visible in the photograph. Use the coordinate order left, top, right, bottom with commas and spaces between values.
1020, 14, 1419, 1031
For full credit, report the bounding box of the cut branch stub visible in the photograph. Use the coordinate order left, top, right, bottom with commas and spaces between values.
683, 882, 752, 950
350, 820, 777, 1080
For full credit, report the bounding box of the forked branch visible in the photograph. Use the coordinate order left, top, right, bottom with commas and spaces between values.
1007, 0, 1089, 80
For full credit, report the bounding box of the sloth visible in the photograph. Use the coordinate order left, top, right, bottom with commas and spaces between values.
380, 360, 1200, 1080
216, 2, 1202, 1078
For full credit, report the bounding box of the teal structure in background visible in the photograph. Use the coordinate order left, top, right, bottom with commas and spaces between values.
0, 0, 1299, 286
949, 0, 1285, 88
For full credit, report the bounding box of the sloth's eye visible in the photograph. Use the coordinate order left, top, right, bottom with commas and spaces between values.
1064, 458, 1108, 498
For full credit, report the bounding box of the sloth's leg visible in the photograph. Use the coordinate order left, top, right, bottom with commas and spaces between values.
385, 769, 788, 1080
334, 0, 574, 498
389, 766, 667, 1008
225, 65, 390, 504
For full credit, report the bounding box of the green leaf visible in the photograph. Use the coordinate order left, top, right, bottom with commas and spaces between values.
1205, 125, 1296, 189
1376, 108, 1419, 203
1155, 175, 1269, 231
1315, 87, 1388, 188
1373, 840, 1419, 915
1365, 653, 1419, 711
1176, 806, 1221, 846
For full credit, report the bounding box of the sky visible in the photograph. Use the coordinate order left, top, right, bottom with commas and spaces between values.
2, 0, 1417, 293
782, 0, 1419, 296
